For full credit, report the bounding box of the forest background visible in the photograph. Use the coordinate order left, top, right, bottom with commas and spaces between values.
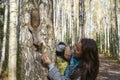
0, 0, 120, 80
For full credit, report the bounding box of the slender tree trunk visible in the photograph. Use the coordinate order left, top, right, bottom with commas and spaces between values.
116, 0, 120, 57
104, 19, 107, 53
106, 0, 110, 54
71, 0, 74, 45
107, 24, 110, 54
0, 0, 8, 74
79, 0, 85, 39
8, 0, 18, 80
114, 0, 119, 56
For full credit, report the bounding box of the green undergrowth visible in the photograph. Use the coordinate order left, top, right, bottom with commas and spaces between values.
107, 55, 120, 64
102, 52, 120, 64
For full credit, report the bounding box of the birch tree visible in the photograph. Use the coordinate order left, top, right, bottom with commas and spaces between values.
0, 0, 8, 74
8, 0, 18, 80
117, 0, 120, 57
79, 0, 85, 39
20, 0, 55, 79
115, 0, 120, 57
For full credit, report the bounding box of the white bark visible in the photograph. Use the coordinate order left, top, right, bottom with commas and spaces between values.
76, 0, 79, 41
61, 0, 63, 41
8, 0, 18, 80
53, 0, 56, 41
69, 0, 72, 40
55, 0, 62, 42
71, 0, 74, 45
117, 1, 120, 57
0, 0, 8, 74
118, 15, 120, 57
104, 18, 107, 52
107, 20, 110, 54
106, 0, 110, 54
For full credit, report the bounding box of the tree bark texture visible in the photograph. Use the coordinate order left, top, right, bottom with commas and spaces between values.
20, 0, 55, 80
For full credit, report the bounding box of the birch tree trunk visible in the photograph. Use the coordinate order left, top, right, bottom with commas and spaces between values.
79, 0, 85, 39
0, 0, 8, 74
117, 0, 120, 57
114, 0, 119, 56
106, 0, 110, 54
71, 0, 74, 45
20, 0, 55, 80
8, 0, 18, 80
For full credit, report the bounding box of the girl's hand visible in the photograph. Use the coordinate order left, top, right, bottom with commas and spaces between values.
41, 54, 52, 65
64, 47, 71, 60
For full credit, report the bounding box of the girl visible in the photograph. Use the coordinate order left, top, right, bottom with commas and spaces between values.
41, 38, 99, 80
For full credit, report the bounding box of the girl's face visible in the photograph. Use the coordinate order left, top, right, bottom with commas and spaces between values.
73, 42, 82, 58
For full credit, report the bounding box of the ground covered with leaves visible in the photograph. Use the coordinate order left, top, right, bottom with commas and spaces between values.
97, 54, 120, 80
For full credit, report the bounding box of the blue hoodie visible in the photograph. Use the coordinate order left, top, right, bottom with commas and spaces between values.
64, 54, 82, 78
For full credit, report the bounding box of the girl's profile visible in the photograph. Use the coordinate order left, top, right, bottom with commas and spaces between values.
41, 38, 99, 80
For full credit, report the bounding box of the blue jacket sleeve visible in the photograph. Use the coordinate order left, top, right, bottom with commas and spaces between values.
48, 64, 70, 80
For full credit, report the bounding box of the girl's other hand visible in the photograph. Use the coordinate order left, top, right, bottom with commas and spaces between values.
41, 54, 52, 65
64, 47, 71, 60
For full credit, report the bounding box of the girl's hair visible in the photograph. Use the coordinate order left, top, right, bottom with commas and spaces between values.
69, 38, 99, 80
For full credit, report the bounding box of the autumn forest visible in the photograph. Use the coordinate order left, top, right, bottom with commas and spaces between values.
0, 0, 120, 80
